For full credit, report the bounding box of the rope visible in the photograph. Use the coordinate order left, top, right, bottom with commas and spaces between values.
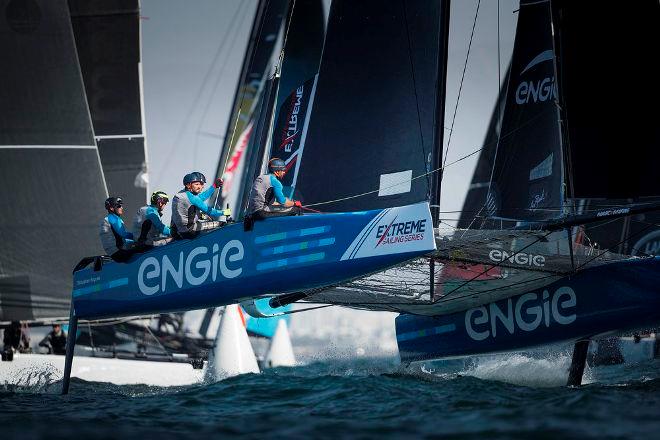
154, 1, 247, 180
441, 0, 481, 178
401, 0, 430, 193
143, 321, 171, 356
303, 145, 485, 208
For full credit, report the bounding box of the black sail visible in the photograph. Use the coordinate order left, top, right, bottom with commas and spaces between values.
457, 66, 511, 229
487, 0, 563, 222
273, 0, 325, 113
291, 0, 446, 212
551, 0, 660, 200
0, 0, 107, 321
69, 0, 147, 219
269, 0, 325, 196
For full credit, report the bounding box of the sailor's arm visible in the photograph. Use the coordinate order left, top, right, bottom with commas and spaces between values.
146, 210, 171, 236
108, 215, 135, 244
270, 176, 294, 207
187, 192, 223, 218
198, 185, 216, 202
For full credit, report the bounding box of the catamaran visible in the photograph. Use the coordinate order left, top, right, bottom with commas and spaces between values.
67, 0, 660, 391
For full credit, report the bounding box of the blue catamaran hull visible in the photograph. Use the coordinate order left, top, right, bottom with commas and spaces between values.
396, 256, 660, 363
72, 202, 435, 320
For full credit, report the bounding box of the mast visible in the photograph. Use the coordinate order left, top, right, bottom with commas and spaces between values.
431, 0, 451, 228
214, 0, 269, 183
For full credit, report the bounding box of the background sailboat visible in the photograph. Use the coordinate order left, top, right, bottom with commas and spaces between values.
258, 0, 660, 385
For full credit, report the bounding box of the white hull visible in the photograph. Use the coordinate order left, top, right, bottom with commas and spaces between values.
0, 352, 205, 387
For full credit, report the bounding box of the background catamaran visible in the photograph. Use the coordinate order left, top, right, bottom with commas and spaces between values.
286, 0, 660, 386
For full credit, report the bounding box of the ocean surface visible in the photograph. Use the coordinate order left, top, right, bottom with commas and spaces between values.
2, 351, 660, 439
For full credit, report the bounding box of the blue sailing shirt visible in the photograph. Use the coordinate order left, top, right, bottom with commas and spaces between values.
100, 212, 135, 254
186, 185, 222, 218
107, 213, 134, 244
144, 206, 171, 236
270, 175, 287, 204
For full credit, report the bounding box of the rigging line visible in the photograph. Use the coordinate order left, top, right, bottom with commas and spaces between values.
303, 145, 485, 208
435, 229, 554, 300
193, 1, 251, 169
220, 0, 296, 180
433, 227, 660, 308
401, 0, 431, 193
143, 320, 171, 356
576, 222, 659, 270
154, 1, 247, 180
441, 0, 481, 176
303, 104, 555, 209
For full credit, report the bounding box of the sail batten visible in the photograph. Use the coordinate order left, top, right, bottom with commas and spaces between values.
70, 0, 148, 218
0, 0, 107, 321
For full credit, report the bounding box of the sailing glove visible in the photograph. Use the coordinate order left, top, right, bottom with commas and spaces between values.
213, 178, 224, 189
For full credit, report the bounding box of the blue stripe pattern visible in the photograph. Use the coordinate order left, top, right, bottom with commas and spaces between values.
256, 252, 326, 271
261, 237, 335, 256
255, 226, 331, 244
73, 277, 129, 297
396, 323, 456, 342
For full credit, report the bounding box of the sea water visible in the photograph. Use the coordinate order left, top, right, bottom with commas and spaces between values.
2, 352, 659, 439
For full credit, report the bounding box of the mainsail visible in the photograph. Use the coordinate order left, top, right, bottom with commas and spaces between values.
69, 0, 148, 219
290, 0, 446, 212
0, 0, 107, 321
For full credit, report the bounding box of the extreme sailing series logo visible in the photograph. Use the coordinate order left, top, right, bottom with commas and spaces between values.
375, 217, 427, 247
280, 85, 304, 153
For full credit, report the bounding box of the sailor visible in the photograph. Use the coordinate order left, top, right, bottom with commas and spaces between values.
133, 190, 172, 248
247, 158, 302, 220
2, 321, 30, 354
38, 324, 67, 355
171, 172, 231, 239
100, 196, 143, 262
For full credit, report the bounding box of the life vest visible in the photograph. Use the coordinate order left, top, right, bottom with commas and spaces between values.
100, 214, 128, 255
248, 174, 278, 214
171, 189, 200, 234
133, 205, 168, 245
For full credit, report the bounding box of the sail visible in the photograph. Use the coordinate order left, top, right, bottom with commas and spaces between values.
552, 0, 660, 200
486, 0, 563, 222
0, 0, 107, 321
69, 0, 148, 219
268, 0, 325, 197
457, 66, 511, 229
216, 0, 289, 214
290, 0, 447, 212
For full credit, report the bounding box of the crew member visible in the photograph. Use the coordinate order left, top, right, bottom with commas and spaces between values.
133, 191, 172, 248
248, 158, 301, 220
171, 172, 231, 239
100, 196, 142, 262
2, 321, 30, 354
39, 324, 67, 355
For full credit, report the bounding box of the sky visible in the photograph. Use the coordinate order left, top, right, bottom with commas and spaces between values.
140, 0, 519, 351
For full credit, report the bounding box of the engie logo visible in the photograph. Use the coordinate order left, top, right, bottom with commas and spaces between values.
375, 218, 427, 247
488, 249, 546, 267
515, 50, 557, 105
465, 286, 576, 341
138, 240, 244, 295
